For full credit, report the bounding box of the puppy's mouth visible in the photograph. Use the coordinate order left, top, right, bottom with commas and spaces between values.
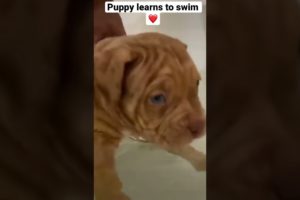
167, 124, 206, 145
191, 127, 206, 139
127, 121, 206, 144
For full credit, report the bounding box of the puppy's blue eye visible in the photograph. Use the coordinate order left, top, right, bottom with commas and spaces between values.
150, 94, 166, 105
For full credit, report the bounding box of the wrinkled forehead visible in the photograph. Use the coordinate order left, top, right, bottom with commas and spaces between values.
124, 33, 201, 81
164, 46, 201, 83
147, 46, 201, 89
127, 33, 187, 48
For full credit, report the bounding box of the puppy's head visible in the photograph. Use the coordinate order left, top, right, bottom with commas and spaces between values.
94, 32, 205, 146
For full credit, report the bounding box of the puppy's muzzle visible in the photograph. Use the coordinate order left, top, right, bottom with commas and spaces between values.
187, 115, 206, 138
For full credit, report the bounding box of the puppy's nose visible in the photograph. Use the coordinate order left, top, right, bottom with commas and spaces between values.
188, 116, 205, 137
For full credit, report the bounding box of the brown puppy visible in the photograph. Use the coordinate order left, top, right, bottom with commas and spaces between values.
94, 32, 206, 200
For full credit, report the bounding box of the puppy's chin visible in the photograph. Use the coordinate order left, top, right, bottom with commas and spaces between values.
136, 125, 205, 147
146, 129, 195, 147
166, 131, 195, 146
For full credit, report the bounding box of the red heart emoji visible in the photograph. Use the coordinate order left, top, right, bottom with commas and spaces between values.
149, 14, 158, 23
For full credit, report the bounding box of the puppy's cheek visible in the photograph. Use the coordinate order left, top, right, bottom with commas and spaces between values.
163, 124, 191, 144
171, 118, 195, 144
156, 115, 191, 145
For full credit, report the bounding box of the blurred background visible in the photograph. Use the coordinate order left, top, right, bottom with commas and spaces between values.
115, 1, 206, 200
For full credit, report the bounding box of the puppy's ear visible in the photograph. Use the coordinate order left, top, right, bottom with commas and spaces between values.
94, 38, 138, 106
